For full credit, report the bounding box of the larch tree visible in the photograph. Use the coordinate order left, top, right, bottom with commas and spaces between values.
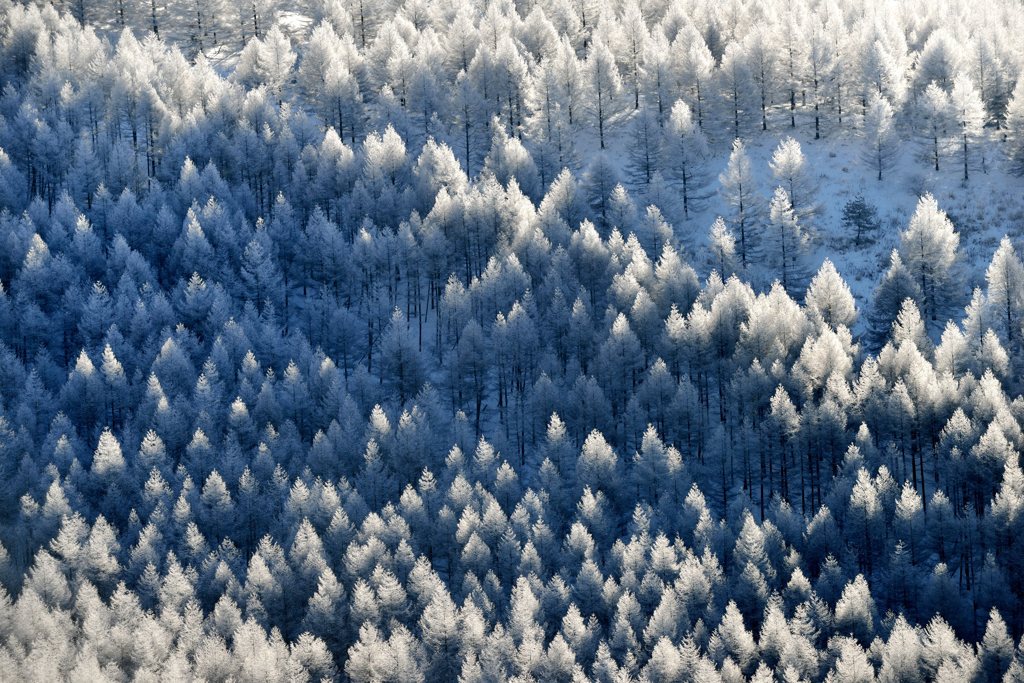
769, 137, 817, 222
91, 428, 126, 479
984, 236, 1024, 351
920, 83, 952, 172
719, 42, 751, 140
673, 26, 715, 131
525, 60, 574, 190
626, 108, 661, 186
301, 26, 363, 144
708, 217, 737, 277
1005, 78, 1024, 176
615, 0, 648, 111
915, 29, 963, 95
642, 33, 674, 125
805, 259, 856, 330
862, 92, 898, 181
745, 27, 779, 132
834, 574, 878, 643
4, 4, 1024, 679
552, 36, 584, 130
584, 36, 623, 149
949, 73, 987, 180
806, 18, 836, 139
664, 99, 708, 220
898, 194, 961, 328
376, 309, 423, 405
719, 139, 760, 269
779, 11, 809, 128
767, 186, 808, 296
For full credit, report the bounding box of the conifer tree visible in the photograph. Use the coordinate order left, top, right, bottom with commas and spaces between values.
584, 37, 622, 150
862, 93, 898, 181
767, 187, 809, 295
898, 194, 961, 328
1006, 78, 1024, 176
841, 195, 881, 247
950, 73, 987, 180
719, 139, 760, 268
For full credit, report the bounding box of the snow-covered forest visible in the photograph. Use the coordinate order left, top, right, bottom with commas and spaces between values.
2, 0, 1024, 679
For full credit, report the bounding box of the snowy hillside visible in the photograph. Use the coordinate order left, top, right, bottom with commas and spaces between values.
2, 0, 1024, 681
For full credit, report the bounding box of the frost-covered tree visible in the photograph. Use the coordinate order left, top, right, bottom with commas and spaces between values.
767, 186, 809, 295
921, 84, 952, 172
718, 139, 760, 268
584, 36, 623, 149
949, 73, 987, 180
708, 217, 737, 277
664, 99, 708, 220
862, 92, 898, 181
769, 137, 817, 221
1006, 78, 1024, 176
898, 194, 961, 326
806, 259, 856, 330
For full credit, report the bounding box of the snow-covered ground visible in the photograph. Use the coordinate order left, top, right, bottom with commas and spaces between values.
590, 111, 1023, 336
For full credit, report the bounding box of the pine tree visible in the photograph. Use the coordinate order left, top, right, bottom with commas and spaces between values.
841, 195, 881, 247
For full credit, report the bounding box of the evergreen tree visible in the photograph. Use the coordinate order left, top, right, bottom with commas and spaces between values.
841, 195, 881, 247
